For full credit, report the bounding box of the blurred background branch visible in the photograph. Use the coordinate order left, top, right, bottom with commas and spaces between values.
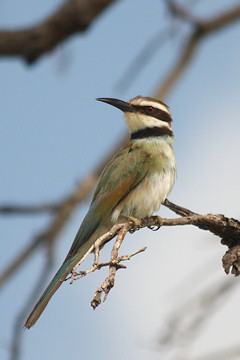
0, 0, 115, 63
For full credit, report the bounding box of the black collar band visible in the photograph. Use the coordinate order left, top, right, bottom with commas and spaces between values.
131, 126, 173, 140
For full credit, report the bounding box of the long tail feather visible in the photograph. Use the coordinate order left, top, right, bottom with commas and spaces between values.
24, 256, 74, 329
24, 219, 109, 329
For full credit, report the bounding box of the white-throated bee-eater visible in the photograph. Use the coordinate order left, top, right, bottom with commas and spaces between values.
25, 96, 176, 328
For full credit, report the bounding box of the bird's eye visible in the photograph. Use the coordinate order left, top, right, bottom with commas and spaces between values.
146, 106, 154, 113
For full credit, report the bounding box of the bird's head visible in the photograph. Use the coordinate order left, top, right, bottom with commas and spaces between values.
96, 96, 173, 139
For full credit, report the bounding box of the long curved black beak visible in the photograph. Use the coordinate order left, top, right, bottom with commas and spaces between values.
96, 98, 134, 113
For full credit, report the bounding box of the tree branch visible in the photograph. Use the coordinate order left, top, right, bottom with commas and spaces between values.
64, 221, 146, 308
0, 0, 115, 64
115, 2, 240, 96
0, 203, 60, 215
155, 3, 240, 98
60, 207, 240, 310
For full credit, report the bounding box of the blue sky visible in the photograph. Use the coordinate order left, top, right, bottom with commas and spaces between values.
1, 1, 240, 359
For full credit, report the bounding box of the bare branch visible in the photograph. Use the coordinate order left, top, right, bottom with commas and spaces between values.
73, 245, 147, 279
66, 222, 144, 308
155, 3, 240, 99
163, 201, 240, 247
0, 232, 47, 287
0, 0, 115, 64
163, 199, 197, 216
222, 247, 240, 276
200, 5, 240, 33
0, 203, 60, 215
0, 174, 96, 287
165, 0, 198, 23
68, 222, 132, 282
57, 208, 240, 310
116, 2, 240, 97
90, 224, 134, 308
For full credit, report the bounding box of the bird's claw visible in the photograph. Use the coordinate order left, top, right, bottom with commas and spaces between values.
148, 216, 163, 231
128, 216, 142, 233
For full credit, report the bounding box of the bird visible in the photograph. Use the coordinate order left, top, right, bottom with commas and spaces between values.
24, 95, 176, 329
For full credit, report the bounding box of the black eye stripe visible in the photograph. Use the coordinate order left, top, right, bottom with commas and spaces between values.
133, 105, 172, 122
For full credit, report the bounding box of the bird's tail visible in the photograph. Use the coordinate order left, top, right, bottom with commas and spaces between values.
24, 218, 110, 329
24, 256, 74, 329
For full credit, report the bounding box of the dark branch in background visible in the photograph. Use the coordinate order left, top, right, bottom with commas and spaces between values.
0, 203, 60, 215
155, 2, 240, 99
115, 2, 240, 95
165, 0, 197, 23
0, 0, 115, 64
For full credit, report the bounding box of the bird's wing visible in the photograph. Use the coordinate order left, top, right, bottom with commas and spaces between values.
67, 144, 150, 256
92, 144, 151, 209
24, 144, 151, 328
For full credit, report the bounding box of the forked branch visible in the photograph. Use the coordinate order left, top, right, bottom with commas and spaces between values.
64, 203, 240, 309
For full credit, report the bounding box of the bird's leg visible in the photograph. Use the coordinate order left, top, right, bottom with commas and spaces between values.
125, 216, 143, 233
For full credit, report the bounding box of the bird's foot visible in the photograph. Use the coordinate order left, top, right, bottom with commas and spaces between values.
128, 216, 142, 233
148, 216, 163, 231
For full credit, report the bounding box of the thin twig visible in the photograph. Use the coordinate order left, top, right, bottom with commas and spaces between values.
91, 224, 131, 308
68, 222, 131, 283
71, 247, 147, 280
66, 222, 147, 308
163, 199, 197, 216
